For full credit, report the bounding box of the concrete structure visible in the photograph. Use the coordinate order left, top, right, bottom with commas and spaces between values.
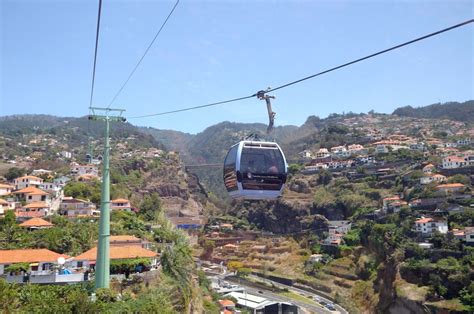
223, 291, 298, 314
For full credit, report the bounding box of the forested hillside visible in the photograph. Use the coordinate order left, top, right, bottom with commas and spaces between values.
393, 100, 474, 122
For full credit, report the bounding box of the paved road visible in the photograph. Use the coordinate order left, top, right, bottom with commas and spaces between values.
246, 274, 348, 314
225, 276, 329, 314
203, 262, 348, 314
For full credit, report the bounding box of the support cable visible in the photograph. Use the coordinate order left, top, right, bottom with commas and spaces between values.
127, 19, 473, 120
107, 0, 180, 108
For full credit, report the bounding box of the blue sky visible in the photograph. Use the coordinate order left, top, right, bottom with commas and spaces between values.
1, 0, 473, 134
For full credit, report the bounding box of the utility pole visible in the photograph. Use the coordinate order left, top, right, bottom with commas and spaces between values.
88, 107, 126, 289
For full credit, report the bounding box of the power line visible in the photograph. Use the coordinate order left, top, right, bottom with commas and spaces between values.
127, 18, 473, 120
107, 0, 180, 109
89, 0, 103, 110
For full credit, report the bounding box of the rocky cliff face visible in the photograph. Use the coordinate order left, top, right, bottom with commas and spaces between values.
228, 198, 329, 235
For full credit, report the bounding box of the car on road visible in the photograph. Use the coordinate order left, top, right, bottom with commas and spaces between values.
319, 301, 327, 306
313, 296, 321, 303
325, 303, 336, 311
258, 290, 264, 294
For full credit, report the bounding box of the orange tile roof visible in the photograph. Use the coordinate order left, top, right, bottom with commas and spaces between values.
23, 201, 49, 209
111, 198, 130, 203
415, 217, 433, 224
74, 246, 157, 261
0, 249, 68, 264
109, 235, 141, 242
14, 175, 43, 181
0, 199, 9, 205
219, 299, 236, 307
435, 183, 465, 189
19, 217, 53, 227
13, 186, 48, 196
383, 196, 400, 201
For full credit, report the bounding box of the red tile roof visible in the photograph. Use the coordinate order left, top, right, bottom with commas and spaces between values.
19, 217, 53, 228
74, 246, 157, 261
0, 249, 68, 264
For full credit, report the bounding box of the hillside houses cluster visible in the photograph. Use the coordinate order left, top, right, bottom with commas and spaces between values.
0, 233, 158, 284
0, 168, 134, 220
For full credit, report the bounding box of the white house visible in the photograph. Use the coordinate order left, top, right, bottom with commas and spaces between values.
32, 169, 53, 177
13, 175, 43, 190
16, 202, 51, 219
60, 197, 98, 217
420, 174, 446, 185
457, 138, 471, 146
464, 227, 474, 244
315, 148, 330, 158
110, 198, 132, 212
442, 155, 468, 169
12, 186, 50, 204
72, 246, 158, 270
0, 199, 9, 216
298, 150, 313, 159
70, 162, 99, 177
60, 151, 72, 159
414, 217, 448, 236
0, 249, 68, 275
347, 144, 367, 155
328, 220, 352, 234
375, 144, 388, 154
0, 183, 13, 196
39, 182, 62, 198
422, 164, 435, 174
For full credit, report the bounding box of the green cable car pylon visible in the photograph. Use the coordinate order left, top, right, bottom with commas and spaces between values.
88, 107, 126, 289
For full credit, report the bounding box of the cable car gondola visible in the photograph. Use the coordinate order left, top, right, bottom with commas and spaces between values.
223, 140, 288, 200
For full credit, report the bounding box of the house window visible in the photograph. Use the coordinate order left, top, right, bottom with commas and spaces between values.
28, 196, 32, 200
77, 261, 83, 268
470, 235, 474, 240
